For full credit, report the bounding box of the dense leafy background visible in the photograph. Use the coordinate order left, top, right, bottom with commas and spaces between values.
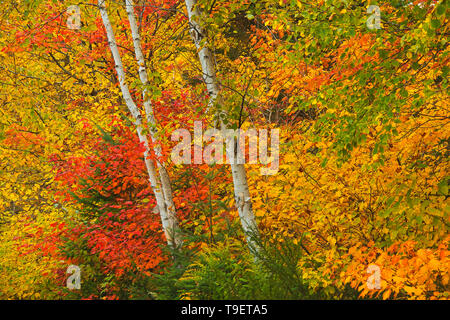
0, 0, 448, 299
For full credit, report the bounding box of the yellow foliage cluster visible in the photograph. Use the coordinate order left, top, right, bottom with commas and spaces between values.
344, 237, 449, 300
244, 98, 449, 299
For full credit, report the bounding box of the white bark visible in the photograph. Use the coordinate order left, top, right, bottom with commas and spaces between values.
184, 0, 260, 255
98, 0, 180, 248
125, 0, 181, 248
184, 0, 219, 107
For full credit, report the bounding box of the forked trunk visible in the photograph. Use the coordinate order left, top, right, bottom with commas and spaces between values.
99, 0, 181, 248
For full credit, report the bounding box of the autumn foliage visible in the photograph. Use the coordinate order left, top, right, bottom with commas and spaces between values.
0, 0, 448, 300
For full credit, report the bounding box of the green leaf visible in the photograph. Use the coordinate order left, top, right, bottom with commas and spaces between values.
437, 178, 449, 196
431, 19, 441, 29
436, 4, 445, 16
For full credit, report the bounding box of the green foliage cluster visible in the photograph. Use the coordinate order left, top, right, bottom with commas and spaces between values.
150, 233, 360, 300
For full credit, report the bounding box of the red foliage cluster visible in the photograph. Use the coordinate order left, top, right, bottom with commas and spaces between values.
52, 117, 166, 277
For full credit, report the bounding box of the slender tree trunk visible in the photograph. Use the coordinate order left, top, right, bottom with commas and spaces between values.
98, 0, 181, 248
183, 0, 260, 255
125, 0, 181, 248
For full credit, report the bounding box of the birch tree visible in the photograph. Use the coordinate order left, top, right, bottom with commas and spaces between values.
183, 0, 260, 255
98, 0, 181, 248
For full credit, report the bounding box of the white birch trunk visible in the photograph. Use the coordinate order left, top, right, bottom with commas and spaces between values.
125, 0, 181, 248
184, 0, 260, 255
98, 0, 180, 248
